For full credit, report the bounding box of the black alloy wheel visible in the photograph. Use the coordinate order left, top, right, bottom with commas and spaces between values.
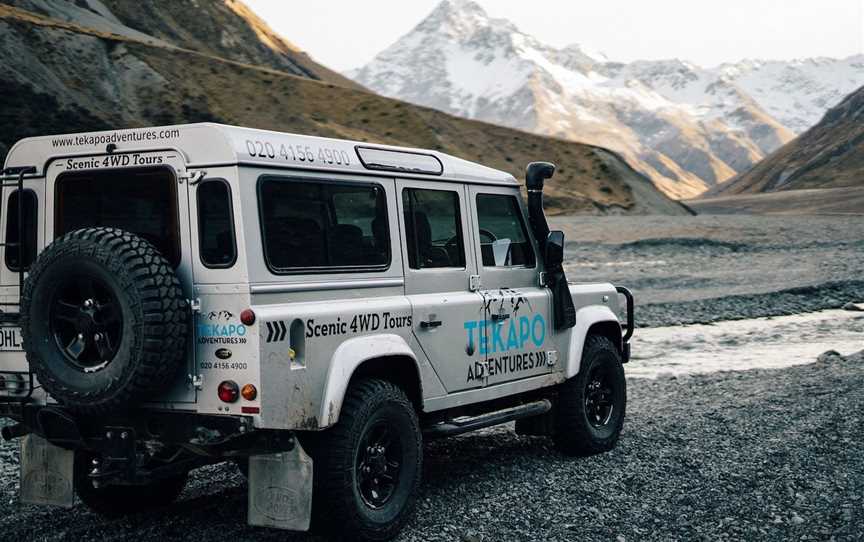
49, 275, 123, 373
356, 421, 403, 509
584, 362, 616, 428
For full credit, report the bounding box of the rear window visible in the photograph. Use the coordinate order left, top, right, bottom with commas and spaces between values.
259, 177, 389, 273
55, 168, 181, 267
4, 189, 38, 272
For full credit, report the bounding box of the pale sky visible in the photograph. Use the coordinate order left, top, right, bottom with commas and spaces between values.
245, 0, 864, 71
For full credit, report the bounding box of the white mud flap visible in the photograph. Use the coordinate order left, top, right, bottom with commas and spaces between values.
247, 442, 313, 531
19, 435, 75, 507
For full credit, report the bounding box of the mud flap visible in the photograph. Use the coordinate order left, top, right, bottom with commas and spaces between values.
19, 434, 74, 507
247, 442, 313, 532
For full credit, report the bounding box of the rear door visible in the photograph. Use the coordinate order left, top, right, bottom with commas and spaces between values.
45, 152, 198, 403
468, 185, 556, 386
398, 179, 485, 393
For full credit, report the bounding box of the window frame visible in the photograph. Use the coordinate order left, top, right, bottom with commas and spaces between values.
256, 175, 392, 275
401, 186, 467, 271
4, 188, 38, 272
196, 178, 238, 269
474, 192, 537, 270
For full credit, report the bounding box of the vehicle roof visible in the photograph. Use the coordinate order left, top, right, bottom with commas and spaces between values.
3, 123, 518, 186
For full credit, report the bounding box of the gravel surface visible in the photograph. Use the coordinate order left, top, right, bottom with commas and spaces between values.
1, 351, 862, 541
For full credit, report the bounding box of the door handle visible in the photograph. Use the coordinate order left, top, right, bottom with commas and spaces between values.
420, 319, 442, 329
491, 313, 510, 322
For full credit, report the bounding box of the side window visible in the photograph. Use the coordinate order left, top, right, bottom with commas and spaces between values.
402, 188, 465, 270
259, 178, 389, 272
475, 194, 536, 268
5, 189, 38, 272
197, 180, 237, 268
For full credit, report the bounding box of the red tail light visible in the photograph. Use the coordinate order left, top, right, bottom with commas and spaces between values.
217, 380, 239, 403
240, 309, 256, 326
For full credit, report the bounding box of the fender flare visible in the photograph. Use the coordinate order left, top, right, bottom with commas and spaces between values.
318, 334, 419, 427
565, 305, 622, 378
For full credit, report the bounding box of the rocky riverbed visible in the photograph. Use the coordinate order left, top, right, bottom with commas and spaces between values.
553, 214, 864, 309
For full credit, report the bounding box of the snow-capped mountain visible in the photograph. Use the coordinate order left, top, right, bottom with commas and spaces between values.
351, 0, 864, 198
718, 57, 864, 133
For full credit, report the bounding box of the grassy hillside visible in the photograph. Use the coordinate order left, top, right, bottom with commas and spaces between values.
0, 3, 688, 215
715, 85, 864, 196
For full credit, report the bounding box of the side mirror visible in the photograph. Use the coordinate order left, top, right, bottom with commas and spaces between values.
544, 230, 565, 267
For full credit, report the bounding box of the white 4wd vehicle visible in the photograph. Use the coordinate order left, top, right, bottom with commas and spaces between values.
0, 124, 633, 540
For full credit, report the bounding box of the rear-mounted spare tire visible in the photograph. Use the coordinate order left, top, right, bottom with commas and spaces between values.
20, 227, 189, 414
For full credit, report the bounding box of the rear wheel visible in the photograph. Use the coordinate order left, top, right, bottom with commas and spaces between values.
554, 335, 626, 456
312, 379, 422, 541
73, 451, 188, 517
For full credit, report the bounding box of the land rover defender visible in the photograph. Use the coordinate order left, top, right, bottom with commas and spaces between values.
0, 124, 633, 540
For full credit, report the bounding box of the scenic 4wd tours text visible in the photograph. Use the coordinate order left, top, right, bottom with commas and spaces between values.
306, 312, 412, 338
64, 154, 165, 170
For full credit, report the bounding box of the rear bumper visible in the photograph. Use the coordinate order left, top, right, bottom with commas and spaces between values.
7, 405, 297, 488
8, 404, 254, 451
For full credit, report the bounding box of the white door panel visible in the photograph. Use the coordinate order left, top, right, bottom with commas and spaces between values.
468, 185, 555, 387
398, 180, 484, 393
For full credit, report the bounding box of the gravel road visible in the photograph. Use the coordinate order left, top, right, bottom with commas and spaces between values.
2, 351, 861, 541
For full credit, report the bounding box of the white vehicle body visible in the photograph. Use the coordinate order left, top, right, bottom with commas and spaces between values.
0, 123, 632, 533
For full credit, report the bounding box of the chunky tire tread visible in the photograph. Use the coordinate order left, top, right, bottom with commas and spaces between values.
20, 227, 188, 414
554, 335, 626, 456
312, 378, 422, 541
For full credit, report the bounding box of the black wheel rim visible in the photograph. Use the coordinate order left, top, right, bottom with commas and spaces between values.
356, 421, 402, 509
49, 275, 123, 373
584, 363, 616, 428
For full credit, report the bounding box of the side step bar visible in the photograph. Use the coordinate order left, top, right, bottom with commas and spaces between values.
423, 399, 552, 439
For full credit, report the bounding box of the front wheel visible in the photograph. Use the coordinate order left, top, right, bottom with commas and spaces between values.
554, 335, 626, 456
312, 379, 422, 541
